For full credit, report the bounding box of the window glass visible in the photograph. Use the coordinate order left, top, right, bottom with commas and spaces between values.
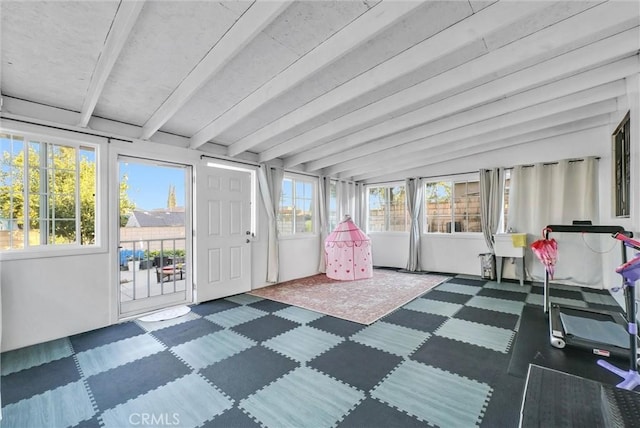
389, 186, 407, 231
454, 181, 481, 232
425, 179, 481, 233
0, 132, 97, 250
425, 182, 451, 233
502, 169, 511, 232
367, 185, 408, 232
368, 187, 387, 232
278, 175, 315, 235
328, 180, 338, 231
613, 112, 630, 217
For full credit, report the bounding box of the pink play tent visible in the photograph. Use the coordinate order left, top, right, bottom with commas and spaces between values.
325, 215, 373, 280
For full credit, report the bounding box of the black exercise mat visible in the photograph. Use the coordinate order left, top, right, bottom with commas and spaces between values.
508, 304, 628, 385
520, 365, 607, 427
520, 365, 640, 428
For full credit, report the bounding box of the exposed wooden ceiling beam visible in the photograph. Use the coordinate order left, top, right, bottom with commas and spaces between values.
185, 1, 424, 153
304, 54, 638, 174
280, 22, 638, 168
354, 115, 612, 183
260, 2, 638, 164
327, 82, 625, 177
344, 100, 619, 181
140, 1, 291, 141
353, 113, 611, 183
224, 0, 552, 159
78, 0, 145, 128
295, 29, 639, 171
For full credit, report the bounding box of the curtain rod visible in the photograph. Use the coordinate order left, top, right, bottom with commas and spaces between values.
516, 157, 600, 169
365, 170, 477, 186
365, 157, 600, 184
1, 116, 134, 143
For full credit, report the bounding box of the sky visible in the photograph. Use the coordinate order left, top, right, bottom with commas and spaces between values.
120, 161, 185, 211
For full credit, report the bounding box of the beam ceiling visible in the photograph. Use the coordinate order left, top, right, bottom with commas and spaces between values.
1, 0, 638, 183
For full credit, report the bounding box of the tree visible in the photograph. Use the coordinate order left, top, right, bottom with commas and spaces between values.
368, 185, 406, 231
119, 173, 136, 228
167, 184, 177, 209
425, 181, 452, 233
1, 140, 135, 246
425, 181, 452, 204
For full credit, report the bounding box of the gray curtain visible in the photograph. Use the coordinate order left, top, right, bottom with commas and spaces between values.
508, 158, 600, 285
317, 176, 331, 273
337, 180, 354, 220
479, 168, 504, 252
354, 183, 365, 228
405, 177, 424, 271
258, 164, 284, 283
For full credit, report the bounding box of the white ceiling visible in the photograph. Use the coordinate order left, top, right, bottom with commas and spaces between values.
1, 0, 639, 183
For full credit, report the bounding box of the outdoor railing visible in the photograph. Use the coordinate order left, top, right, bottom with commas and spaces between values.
119, 237, 187, 301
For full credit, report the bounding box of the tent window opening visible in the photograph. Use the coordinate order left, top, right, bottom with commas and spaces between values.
424, 179, 481, 233
278, 174, 315, 235
0, 132, 97, 250
366, 185, 408, 232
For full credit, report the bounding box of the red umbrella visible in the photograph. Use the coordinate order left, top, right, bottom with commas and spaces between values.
531, 227, 558, 279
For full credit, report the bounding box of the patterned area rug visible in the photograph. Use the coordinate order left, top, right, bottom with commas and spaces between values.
249, 270, 448, 324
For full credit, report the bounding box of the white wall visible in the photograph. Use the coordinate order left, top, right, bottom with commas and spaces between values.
370, 233, 409, 268
370, 232, 490, 276
2, 75, 638, 351
0, 128, 322, 351
249, 204, 323, 287
369, 119, 624, 281
1, 253, 112, 351
278, 237, 321, 283
421, 234, 490, 276
371, 72, 640, 294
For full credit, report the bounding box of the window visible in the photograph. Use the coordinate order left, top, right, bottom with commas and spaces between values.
367, 185, 408, 232
613, 111, 630, 217
328, 179, 338, 231
278, 174, 315, 235
502, 169, 511, 232
424, 182, 451, 233
424, 179, 481, 233
0, 132, 97, 250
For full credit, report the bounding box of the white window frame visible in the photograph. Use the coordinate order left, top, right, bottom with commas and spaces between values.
423, 174, 482, 235
365, 182, 409, 233
0, 127, 105, 260
278, 172, 317, 238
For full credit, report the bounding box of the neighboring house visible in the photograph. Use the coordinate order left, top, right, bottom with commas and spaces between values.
121, 209, 186, 255
125, 209, 185, 228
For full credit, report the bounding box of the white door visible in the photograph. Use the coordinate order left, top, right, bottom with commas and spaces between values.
197, 165, 252, 302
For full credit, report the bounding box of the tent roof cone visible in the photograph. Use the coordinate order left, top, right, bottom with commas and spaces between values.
325, 215, 370, 247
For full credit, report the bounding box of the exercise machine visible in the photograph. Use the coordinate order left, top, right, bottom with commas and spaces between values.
544, 225, 635, 360
596, 232, 640, 390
